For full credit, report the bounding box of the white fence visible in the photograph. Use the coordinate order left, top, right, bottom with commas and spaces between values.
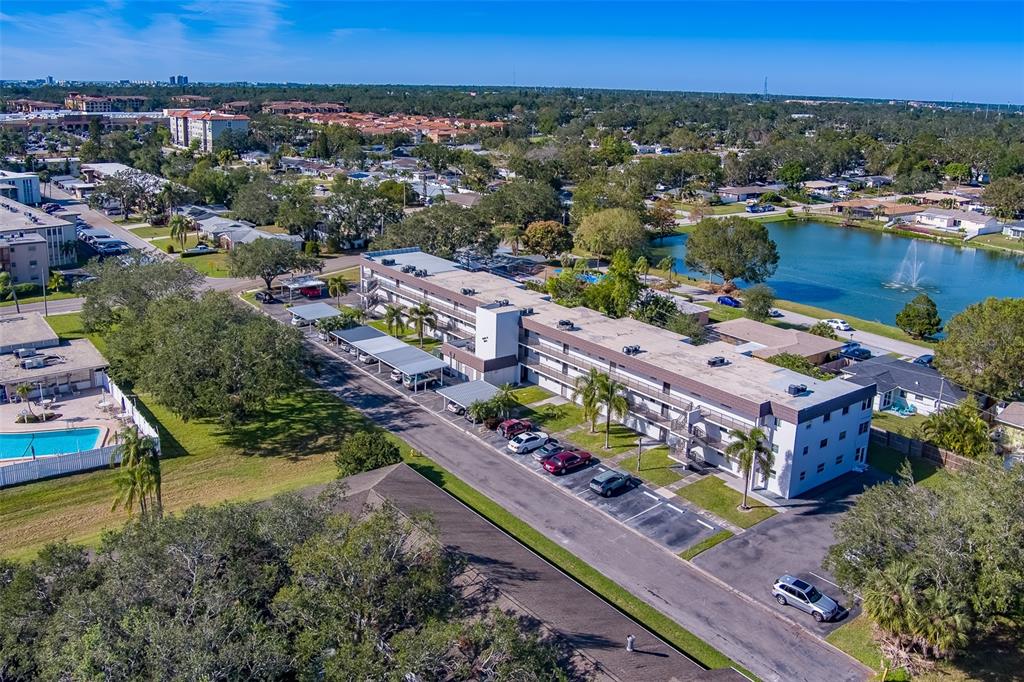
0, 445, 121, 488
0, 379, 161, 488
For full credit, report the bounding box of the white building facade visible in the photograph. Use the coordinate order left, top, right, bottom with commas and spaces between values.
0, 171, 41, 205
359, 248, 876, 499
0, 197, 76, 267
165, 109, 250, 152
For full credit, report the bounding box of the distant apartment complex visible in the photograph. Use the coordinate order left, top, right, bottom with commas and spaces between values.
261, 100, 347, 115
292, 111, 505, 143
0, 171, 41, 205
63, 92, 149, 112
7, 99, 61, 113
359, 248, 876, 499
164, 109, 250, 152
0, 197, 76, 269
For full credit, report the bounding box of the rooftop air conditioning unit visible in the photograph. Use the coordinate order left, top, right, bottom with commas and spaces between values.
786, 384, 808, 396
521, 307, 534, 315
21, 356, 46, 369
415, 268, 427, 277
557, 319, 574, 330
461, 288, 475, 296
380, 258, 396, 266
13, 347, 36, 358
495, 298, 509, 307
707, 356, 727, 367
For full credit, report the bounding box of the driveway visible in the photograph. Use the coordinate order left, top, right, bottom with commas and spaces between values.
693, 470, 889, 636
252, 298, 871, 682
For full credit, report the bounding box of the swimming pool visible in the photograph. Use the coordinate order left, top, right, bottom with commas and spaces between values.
0, 428, 103, 460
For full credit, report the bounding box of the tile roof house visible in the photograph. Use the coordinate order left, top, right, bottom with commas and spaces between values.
914, 208, 1000, 236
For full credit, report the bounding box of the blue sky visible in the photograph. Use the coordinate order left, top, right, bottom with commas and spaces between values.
2, 1, 1022, 103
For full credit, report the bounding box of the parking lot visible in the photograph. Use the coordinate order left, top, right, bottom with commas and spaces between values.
259, 300, 726, 556
692, 470, 887, 634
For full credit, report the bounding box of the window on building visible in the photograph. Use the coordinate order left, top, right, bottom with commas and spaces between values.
839, 431, 846, 441
835, 455, 844, 465
861, 398, 871, 410
842, 405, 850, 416
805, 422, 812, 430
819, 438, 828, 448
816, 463, 825, 473
802, 446, 808, 455
823, 412, 831, 423
799, 471, 806, 481
858, 421, 870, 435
771, 444, 779, 453
29, 260, 37, 266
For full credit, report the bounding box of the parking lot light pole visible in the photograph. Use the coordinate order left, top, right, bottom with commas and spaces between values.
636, 436, 642, 472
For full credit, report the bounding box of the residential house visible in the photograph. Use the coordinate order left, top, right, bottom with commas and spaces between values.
842, 356, 968, 417
914, 208, 999, 237
831, 199, 922, 221
716, 184, 784, 203
1002, 220, 1024, 239
708, 318, 844, 365
994, 403, 1024, 455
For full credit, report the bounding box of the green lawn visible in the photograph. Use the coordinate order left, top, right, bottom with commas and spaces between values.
870, 411, 927, 439
185, 252, 232, 277
520, 401, 587, 434
511, 384, 553, 406
971, 232, 1024, 254
703, 301, 747, 324
127, 225, 171, 239
677, 202, 747, 215
0, 290, 79, 308
567, 422, 646, 454
826, 617, 909, 681
867, 444, 949, 490
678, 530, 734, 561
676, 477, 777, 529
618, 446, 686, 487
153, 234, 203, 252
366, 320, 442, 353
772, 300, 936, 347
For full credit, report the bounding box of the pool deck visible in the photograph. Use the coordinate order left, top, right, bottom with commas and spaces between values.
0, 387, 121, 464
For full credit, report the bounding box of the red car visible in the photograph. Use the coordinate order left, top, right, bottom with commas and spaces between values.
300, 286, 323, 298
542, 450, 593, 475
498, 418, 533, 439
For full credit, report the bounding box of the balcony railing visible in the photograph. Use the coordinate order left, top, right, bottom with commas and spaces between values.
697, 407, 753, 435
374, 279, 477, 324
520, 336, 695, 413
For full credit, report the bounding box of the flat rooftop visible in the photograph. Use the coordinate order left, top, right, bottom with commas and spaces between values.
0, 338, 108, 385
367, 251, 866, 413
0, 197, 71, 232
0, 312, 59, 352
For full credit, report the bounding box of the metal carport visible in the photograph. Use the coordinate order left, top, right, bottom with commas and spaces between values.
345, 330, 447, 393
289, 302, 342, 326
436, 380, 499, 409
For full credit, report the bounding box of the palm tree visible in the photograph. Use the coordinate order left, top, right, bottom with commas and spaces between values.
571, 368, 603, 433
657, 256, 675, 284
383, 304, 407, 337
491, 383, 517, 419
15, 383, 34, 418
328, 276, 350, 307
724, 427, 773, 510
47, 271, 65, 294
595, 373, 629, 449
60, 240, 77, 262
635, 255, 650, 285
862, 561, 923, 663
168, 214, 193, 251
405, 301, 437, 348
110, 427, 162, 519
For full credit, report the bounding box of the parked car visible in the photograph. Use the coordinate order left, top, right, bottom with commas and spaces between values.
768, 308, 783, 318
840, 347, 872, 361
183, 244, 216, 256
446, 402, 465, 415
498, 418, 533, 439
542, 450, 593, 474
348, 344, 359, 357
717, 295, 741, 308
358, 352, 375, 364
745, 203, 773, 214
912, 354, 934, 366
507, 431, 550, 454
300, 286, 323, 298
403, 373, 436, 390
254, 291, 279, 304
824, 318, 853, 332
390, 368, 404, 383
589, 469, 634, 497
532, 440, 566, 462
771, 575, 840, 622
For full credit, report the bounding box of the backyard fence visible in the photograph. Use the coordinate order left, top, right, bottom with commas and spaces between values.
870, 427, 975, 472
0, 445, 121, 488
103, 377, 161, 448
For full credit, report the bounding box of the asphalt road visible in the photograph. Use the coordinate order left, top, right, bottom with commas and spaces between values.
259, 302, 870, 682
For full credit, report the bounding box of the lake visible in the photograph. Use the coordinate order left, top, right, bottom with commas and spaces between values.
650, 220, 1024, 324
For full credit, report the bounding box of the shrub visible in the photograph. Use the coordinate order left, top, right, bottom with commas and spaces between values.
808, 321, 838, 339
335, 431, 401, 477
303, 241, 321, 256
166, 244, 176, 254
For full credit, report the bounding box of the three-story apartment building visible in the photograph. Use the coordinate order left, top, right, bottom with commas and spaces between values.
359, 248, 875, 499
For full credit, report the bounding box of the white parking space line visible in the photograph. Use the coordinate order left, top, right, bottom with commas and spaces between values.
809, 571, 858, 599
621, 503, 662, 523
696, 518, 714, 530
642, 490, 660, 501
666, 503, 685, 514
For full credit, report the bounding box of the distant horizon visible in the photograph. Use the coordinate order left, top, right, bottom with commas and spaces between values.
2, 1, 1022, 104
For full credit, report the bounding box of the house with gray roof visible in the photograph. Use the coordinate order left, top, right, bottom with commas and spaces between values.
842, 355, 968, 416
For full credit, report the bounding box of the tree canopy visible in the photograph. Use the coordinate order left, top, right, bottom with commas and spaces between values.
80, 255, 203, 332
683, 216, 780, 285
895, 293, 942, 339
227, 238, 322, 291
478, 179, 561, 228
377, 203, 495, 258
934, 297, 1024, 400
573, 208, 647, 259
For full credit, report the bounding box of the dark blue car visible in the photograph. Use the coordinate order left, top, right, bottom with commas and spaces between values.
717, 295, 742, 308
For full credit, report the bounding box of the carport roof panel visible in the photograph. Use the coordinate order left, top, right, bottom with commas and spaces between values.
289, 302, 342, 321
330, 325, 386, 344
351, 335, 407, 355
375, 345, 446, 375
436, 380, 499, 407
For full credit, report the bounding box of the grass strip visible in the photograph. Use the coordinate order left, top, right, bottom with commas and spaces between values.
678, 530, 734, 561
399, 451, 752, 677
825, 617, 909, 682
